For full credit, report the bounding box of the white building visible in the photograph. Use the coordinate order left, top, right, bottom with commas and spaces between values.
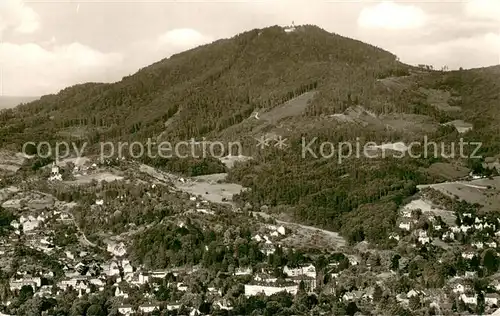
122, 260, 133, 273
49, 163, 62, 181
486, 294, 500, 306
462, 252, 475, 260
138, 305, 159, 313
283, 264, 316, 279
399, 221, 411, 231
472, 241, 484, 249
235, 267, 252, 276
487, 241, 498, 248
418, 236, 430, 244
452, 283, 466, 294
465, 271, 477, 278
244, 284, 298, 296
389, 233, 400, 241
460, 293, 477, 305
118, 305, 134, 315
10, 277, 41, 291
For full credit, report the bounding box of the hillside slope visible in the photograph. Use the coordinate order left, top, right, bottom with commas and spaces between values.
0, 25, 404, 147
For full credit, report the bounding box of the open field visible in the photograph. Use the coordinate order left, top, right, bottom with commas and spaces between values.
64, 171, 124, 185
175, 173, 245, 205
417, 176, 500, 212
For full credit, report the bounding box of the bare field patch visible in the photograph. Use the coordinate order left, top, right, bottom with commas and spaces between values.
417, 176, 500, 212
64, 171, 124, 185
176, 173, 245, 204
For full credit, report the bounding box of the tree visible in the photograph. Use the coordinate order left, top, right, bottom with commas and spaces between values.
373, 285, 383, 302
482, 249, 498, 275
86, 304, 105, 316
390, 254, 401, 271
345, 302, 359, 316
19, 285, 34, 304
409, 295, 421, 310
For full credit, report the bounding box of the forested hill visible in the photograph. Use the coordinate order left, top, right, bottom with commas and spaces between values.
1, 25, 499, 246
0, 24, 405, 147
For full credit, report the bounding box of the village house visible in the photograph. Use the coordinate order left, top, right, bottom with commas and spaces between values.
260, 244, 276, 255
407, 289, 420, 298
49, 163, 62, 181
104, 261, 120, 276
452, 283, 469, 294
389, 233, 400, 241
166, 304, 181, 311
461, 225, 472, 233
442, 231, 454, 240
283, 264, 316, 279
460, 293, 478, 305
235, 267, 252, 276
254, 273, 277, 283
244, 284, 299, 296
418, 235, 430, 244
138, 304, 160, 313
34, 285, 53, 298
177, 282, 188, 292
462, 252, 475, 260
465, 271, 478, 278
10, 276, 41, 291
343, 291, 363, 302
214, 299, 233, 311
472, 241, 484, 249
492, 280, 500, 291
118, 305, 134, 315
399, 220, 411, 231
347, 255, 359, 266
115, 286, 129, 298
487, 241, 498, 248
122, 260, 134, 274
89, 278, 105, 291
252, 235, 263, 242
401, 209, 412, 218
486, 293, 500, 306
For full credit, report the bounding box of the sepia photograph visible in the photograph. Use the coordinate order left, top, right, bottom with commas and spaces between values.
0, 0, 499, 315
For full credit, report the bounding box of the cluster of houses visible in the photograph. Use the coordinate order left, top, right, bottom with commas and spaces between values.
394, 198, 500, 311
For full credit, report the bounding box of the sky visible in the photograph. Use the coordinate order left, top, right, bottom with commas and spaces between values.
0, 0, 498, 96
